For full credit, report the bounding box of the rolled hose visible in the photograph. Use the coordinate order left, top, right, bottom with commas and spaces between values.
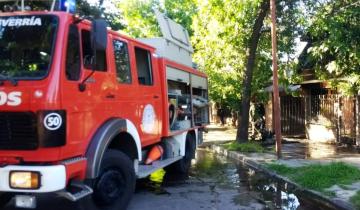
169, 104, 176, 128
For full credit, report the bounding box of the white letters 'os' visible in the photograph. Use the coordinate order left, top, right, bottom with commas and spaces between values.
0, 91, 22, 106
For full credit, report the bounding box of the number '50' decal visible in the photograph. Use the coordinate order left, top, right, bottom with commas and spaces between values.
44, 113, 63, 131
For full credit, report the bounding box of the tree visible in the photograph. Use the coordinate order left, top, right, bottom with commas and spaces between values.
192, 0, 270, 117
78, 0, 124, 30
193, 0, 303, 141
114, 0, 197, 38
115, 0, 162, 38
236, 0, 269, 142
305, 0, 360, 95
163, 0, 197, 36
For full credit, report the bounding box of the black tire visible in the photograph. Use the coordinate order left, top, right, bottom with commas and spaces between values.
0, 192, 13, 208
82, 149, 135, 210
165, 133, 196, 174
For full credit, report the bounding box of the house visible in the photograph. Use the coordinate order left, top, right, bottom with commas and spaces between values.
264, 42, 360, 145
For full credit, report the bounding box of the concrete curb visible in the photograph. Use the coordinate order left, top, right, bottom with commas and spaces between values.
210, 145, 354, 210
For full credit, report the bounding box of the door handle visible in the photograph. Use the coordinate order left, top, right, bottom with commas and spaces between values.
105, 94, 115, 99
153, 95, 160, 99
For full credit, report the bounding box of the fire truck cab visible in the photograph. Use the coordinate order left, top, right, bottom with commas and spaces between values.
0, 1, 209, 209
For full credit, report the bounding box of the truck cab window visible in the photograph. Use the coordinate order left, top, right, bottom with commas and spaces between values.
113, 40, 131, 84
135, 47, 153, 85
66, 25, 81, 81
0, 15, 57, 79
81, 30, 107, 71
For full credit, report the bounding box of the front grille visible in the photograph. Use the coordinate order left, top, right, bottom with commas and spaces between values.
0, 112, 38, 150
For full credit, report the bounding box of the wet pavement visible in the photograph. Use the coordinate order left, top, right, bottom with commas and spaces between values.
273, 138, 360, 160
3, 150, 334, 210
206, 124, 360, 209
204, 124, 360, 168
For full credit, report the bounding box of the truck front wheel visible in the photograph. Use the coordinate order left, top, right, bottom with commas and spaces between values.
0, 192, 13, 208
91, 149, 136, 209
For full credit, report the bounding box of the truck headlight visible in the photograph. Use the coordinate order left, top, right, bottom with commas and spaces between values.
10, 171, 40, 189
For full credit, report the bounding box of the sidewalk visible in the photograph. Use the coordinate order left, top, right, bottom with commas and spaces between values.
204, 124, 360, 210
204, 124, 360, 169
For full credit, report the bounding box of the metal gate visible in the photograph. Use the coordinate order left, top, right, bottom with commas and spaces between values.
304, 95, 357, 143
280, 96, 305, 136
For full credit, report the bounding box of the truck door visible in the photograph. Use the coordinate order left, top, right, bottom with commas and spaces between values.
134, 46, 162, 146
61, 23, 110, 157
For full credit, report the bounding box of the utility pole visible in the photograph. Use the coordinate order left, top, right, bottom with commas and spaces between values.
270, 0, 282, 159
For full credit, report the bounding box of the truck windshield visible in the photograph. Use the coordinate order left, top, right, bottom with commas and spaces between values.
0, 15, 58, 79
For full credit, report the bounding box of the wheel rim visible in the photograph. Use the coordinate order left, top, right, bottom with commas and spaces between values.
95, 169, 125, 205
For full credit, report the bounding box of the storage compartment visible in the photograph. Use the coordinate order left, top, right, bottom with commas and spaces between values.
168, 80, 192, 131
166, 65, 209, 132
192, 87, 209, 125
191, 75, 207, 90
167, 66, 190, 83
137, 10, 194, 68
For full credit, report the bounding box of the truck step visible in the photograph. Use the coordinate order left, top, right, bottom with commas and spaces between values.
59, 182, 93, 202
137, 156, 183, 178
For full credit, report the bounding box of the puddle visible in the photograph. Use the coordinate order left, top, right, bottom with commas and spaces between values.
139, 150, 338, 210
263, 140, 360, 160
136, 169, 171, 195
306, 143, 359, 159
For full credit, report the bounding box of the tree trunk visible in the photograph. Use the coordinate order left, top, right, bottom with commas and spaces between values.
236, 0, 270, 143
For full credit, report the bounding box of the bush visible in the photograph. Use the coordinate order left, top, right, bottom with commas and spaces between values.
350, 191, 360, 209
224, 141, 265, 153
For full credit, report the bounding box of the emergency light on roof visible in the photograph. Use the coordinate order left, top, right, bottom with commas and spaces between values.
59, 0, 76, 13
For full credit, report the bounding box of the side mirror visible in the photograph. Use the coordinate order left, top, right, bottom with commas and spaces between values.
79, 19, 107, 92
91, 19, 108, 52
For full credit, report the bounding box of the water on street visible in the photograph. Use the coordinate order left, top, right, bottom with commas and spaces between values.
3, 150, 333, 210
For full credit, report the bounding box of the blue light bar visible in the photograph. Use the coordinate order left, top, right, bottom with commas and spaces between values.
60, 0, 76, 13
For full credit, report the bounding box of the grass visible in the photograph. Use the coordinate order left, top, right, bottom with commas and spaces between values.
322, 191, 336, 198
265, 163, 297, 175
224, 141, 265, 153
350, 191, 360, 209
266, 162, 360, 192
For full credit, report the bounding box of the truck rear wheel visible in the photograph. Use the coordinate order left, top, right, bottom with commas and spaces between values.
165, 133, 196, 174
86, 149, 135, 210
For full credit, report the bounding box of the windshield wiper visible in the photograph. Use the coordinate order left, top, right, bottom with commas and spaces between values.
0, 73, 18, 86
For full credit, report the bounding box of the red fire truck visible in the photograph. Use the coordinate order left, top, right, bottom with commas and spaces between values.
0, 1, 209, 209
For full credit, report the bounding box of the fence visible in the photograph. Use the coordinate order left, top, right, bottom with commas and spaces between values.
278, 94, 358, 143
304, 95, 357, 143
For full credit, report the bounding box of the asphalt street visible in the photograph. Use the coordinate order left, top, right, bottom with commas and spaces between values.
2, 150, 266, 210
2, 149, 324, 210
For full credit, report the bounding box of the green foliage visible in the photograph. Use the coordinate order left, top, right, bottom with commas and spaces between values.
115, 0, 162, 38
101, 0, 359, 117
267, 162, 360, 191
100, 0, 311, 114
192, 0, 258, 111
77, 0, 124, 30
224, 141, 265, 153
164, 0, 197, 36
306, 0, 360, 95
114, 0, 197, 38
192, 0, 305, 112
350, 190, 360, 209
